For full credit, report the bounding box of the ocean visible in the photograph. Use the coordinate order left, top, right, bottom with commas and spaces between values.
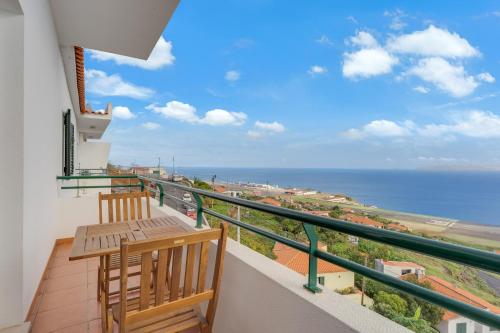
175, 167, 500, 226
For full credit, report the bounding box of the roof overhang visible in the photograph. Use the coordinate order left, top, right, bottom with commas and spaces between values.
50, 0, 179, 59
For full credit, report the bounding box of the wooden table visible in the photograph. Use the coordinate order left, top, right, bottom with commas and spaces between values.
69, 216, 192, 260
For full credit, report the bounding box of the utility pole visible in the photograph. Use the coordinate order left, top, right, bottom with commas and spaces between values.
172, 156, 175, 178
361, 253, 368, 306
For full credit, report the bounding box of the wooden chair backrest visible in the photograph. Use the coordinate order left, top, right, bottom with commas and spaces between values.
98, 191, 151, 224
118, 223, 228, 332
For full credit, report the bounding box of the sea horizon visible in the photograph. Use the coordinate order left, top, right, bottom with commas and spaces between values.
171, 166, 500, 227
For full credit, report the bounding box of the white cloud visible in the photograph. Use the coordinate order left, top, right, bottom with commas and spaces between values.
141, 122, 161, 130
419, 110, 500, 138
199, 109, 247, 126
387, 25, 480, 58
316, 35, 333, 46
147, 101, 199, 123
343, 110, 500, 140
225, 70, 241, 81
88, 36, 175, 70
408, 57, 478, 97
414, 86, 430, 94
343, 48, 398, 79
308, 65, 328, 75
255, 121, 285, 133
342, 120, 411, 139
85, 69, 154, 99
477, 72, 495, 83
147, 101, 247, 126
384, 9, 407, 31
112, 106, 136, 120
248, 121, 285, 139
350, 31, 379, 48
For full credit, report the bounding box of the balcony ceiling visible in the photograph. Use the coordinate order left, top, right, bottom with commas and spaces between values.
50, 0, 179, 59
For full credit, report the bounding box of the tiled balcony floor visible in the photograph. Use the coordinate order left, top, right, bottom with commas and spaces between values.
28, 241, 198, 333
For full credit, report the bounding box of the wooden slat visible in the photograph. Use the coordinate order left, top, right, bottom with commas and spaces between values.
169, 247, 183, 302
115, 195, 121, 222
183, 244, 196, 297
155, 249, 168, 306
107, 198, 114, 223
122, 195, 129, 221
130, 196, 136, 220
139, 252, 153, 310
137, 193, 143, 220
196, 241, 209, 293
166, 248, 173, 289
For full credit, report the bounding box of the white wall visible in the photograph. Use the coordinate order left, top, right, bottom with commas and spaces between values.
20, 0, 76, 320
438, 317, 476, 333
0, 1, 24, 328
77, 141, 110, 169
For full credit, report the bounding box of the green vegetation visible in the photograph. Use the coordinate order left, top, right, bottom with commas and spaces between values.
196, 188, 497, 332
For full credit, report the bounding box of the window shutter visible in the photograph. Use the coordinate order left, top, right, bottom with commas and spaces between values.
63, 110, 74, 176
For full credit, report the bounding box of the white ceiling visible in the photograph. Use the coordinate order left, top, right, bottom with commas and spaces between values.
50, 0, 179, 59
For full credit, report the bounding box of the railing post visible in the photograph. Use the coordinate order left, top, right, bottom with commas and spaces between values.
139, 179, 145, 192
303, 223, 322, 293
157, 183, 164, 207
193, 193, 203, 229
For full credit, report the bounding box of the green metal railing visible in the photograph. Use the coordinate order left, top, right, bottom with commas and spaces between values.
56, 175, 145, 191
137, 175, 500, 330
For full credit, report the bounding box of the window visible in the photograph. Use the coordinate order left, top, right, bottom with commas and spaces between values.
63, 109, 74, 176
456, 322, 467, 333
401, 269, 412, 275
318, 276, 325, 286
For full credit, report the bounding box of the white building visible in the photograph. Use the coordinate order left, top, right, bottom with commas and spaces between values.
273, 242, 355, 292
374, 259, 426, 278
415, 276, 499, 333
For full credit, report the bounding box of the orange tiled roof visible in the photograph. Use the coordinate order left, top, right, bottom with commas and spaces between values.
387, 223, 408, 231
273, 242, 347, 275
414, 275, 500, 320
213, 185, 227, 193
341, 214, 384, 228
74, 46, 108, 115
308, 210, 330, 217
257, 197, 282, 207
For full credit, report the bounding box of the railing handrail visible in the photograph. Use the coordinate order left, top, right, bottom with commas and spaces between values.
138, 175, 500, 329
57, 175, 138, 180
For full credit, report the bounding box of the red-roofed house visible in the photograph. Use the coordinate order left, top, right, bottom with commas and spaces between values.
257, 197, 282, 207
273, 242, 354, 292
341, 214, 384, 228
374, 259, 425, 278
411, 275, 500, 333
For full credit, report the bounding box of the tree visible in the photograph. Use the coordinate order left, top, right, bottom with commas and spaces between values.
328, 205, 343, 219
374, 291, 408, 315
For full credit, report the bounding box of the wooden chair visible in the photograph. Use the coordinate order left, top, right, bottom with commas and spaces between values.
97, 192, 152, 331
108, 223, 228, 333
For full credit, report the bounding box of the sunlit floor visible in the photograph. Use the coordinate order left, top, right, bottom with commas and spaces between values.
28, 241, 198, 333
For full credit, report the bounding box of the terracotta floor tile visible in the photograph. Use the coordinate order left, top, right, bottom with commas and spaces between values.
49, 261, 87, 278
52, 322, 88, 333
49, 256, 73, 268
45, 272, 87, 293
31, 301, 88, 333
39, 285, 88, 312
87, 270, 98, 285
87, 299, 101, 321
87, 283, 98, 300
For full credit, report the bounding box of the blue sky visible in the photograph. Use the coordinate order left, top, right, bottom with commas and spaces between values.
85, 1, 500, 169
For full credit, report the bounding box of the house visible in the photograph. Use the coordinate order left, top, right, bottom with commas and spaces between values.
257, 197, 282, 207
273, 242, 355, 292
409, 275, 500, 333
308, 210, 331, 217
374, 259, 425, 278
130, 166, 167, 177
341, 214, 384, 228
387, 223, 409, 232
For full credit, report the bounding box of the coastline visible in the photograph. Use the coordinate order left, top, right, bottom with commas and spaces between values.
202, 177, 500, 248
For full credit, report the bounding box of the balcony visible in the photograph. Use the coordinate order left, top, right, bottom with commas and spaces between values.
18, 175, 500, 333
